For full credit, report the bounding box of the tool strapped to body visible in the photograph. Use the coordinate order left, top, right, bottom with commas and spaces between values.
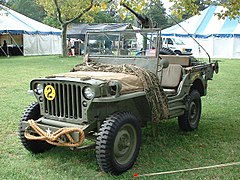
24, 120, 85, 147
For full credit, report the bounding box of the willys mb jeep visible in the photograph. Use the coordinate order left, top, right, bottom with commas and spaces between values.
19, 29, 218, 175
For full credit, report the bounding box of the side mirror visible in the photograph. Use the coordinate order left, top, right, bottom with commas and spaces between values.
160, 59, 169, 69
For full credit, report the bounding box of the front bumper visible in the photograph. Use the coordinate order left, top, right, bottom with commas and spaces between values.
21, 117, 89, 144
182, 52, 192, 55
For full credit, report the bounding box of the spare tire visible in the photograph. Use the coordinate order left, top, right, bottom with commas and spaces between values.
159, 47, 176, 55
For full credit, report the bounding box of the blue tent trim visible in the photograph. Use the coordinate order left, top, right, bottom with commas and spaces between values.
0, 30, 61, 35
220, 17, 239, 34
162, 5, 240, 39
195, 6, 217, 34
162, 33, 240, 38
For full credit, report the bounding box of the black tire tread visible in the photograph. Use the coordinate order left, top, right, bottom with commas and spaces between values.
96, 112, 141, 175
178, 90, 201, 131
19, 102, 54, 153
159, 47, 176, 55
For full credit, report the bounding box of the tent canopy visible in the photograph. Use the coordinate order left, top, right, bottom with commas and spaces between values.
0, 4, 62, 56
67, 23, 133, 40
162, 6, 240, 38
162, 6, 240, 58
0, 4, 61, 35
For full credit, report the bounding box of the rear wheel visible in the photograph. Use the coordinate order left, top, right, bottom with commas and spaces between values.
178, 90, 202, 131
174, 50, 182, 55
19, 102, 54, 153
159, 47, 176, 55
96, 112, 141, 175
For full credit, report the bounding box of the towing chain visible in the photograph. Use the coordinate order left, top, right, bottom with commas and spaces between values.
24, 120, 85, 147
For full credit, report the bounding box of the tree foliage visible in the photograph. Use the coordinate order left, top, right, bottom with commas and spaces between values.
7, 0, 46, 22
36, 0, 147, 56
91, 11, 118, 23
37, 0, 146, 23
43, 16, 61, 29
169, 0, 240, 20
0, 0, 7, 5
143, 0, 173, 29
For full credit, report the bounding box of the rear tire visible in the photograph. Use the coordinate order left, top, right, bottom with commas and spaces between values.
159, 47, 176, 55
19, 102, 54, 153
174, 50, 182, 55
178, 90, 201, 131
96, 112, 141, 175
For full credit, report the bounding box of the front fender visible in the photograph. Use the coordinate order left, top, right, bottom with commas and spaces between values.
87, 91, 151, 126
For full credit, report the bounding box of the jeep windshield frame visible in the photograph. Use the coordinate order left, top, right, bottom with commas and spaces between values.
84, 28, 162, 59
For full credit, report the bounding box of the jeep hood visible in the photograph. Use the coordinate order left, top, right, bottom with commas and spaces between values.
51, 71, 144, 94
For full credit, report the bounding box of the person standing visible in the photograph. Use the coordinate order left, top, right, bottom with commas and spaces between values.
67, 39, 72, 56
2, 40, 9, 56
70, 39, 75, 56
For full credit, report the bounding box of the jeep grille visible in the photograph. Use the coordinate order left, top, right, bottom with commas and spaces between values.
43, 82, 82, 120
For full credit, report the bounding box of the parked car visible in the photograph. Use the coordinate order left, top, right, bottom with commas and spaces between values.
162, 37, 192, 55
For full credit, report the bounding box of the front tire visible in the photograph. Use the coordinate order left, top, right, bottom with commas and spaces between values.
96, 112, 141, 175
19, 102, 54, 153
178, 90, 202, 131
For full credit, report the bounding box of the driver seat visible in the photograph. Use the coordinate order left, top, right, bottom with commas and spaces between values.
160, 64, 183, 96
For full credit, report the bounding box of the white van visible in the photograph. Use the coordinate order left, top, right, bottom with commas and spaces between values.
162, 37, 192, 55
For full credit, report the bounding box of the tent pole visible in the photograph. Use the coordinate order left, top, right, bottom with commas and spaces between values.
0, 46, 8, 57
8, 32, 24, 55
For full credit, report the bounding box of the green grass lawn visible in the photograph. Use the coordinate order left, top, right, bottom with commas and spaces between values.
0, 56, 239, 179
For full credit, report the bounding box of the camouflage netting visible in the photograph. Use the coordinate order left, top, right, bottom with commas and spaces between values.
71, 63, 169, 123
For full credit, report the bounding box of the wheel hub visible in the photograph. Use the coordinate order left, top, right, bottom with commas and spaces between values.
113, 124, 137, 165
190, 102, 197, 118
115, 130, 131, 157
189, 101, 198, 125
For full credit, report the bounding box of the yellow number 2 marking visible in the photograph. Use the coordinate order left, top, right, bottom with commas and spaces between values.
44, 85, 56, 101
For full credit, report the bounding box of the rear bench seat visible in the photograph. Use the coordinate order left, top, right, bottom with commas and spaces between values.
161, 64, 183, 96
160, 55, 190, 67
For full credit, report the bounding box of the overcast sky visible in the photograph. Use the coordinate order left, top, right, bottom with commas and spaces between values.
162, 0, 173, 13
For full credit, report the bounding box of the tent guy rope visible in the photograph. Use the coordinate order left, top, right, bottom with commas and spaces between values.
133, 161, 240, 177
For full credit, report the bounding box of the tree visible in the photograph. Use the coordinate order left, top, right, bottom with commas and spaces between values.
37, 0, 147, 57
85, 7, 119, 24
143, 0, 173, 29
0, 0, 8, 5
169, 0, 240, 20
170, 0, 208, 20
7, 0, 46, 22
43, 16, 61, 29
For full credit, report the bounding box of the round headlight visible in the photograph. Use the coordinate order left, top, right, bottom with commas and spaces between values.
83, 87, 95, 100
35, 83, 43, 94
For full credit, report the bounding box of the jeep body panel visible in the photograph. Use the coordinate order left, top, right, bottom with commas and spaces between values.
25, 28, 216, 133
20, 29, 217, 174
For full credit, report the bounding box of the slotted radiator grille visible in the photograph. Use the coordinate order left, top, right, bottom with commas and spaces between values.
43, 82, 82, 120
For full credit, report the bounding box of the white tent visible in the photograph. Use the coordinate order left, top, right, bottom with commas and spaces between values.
0, 5, 62, 56
162, 6, 240, 59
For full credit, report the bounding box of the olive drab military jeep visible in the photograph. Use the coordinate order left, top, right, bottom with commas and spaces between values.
19, 29, 218, 175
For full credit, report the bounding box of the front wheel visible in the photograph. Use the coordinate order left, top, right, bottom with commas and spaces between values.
96, 112, 141, 175
178, 90, 202, 131
19, 102, 54, 153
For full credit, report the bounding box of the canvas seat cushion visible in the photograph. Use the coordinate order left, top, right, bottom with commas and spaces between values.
161, 64, 183, 88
